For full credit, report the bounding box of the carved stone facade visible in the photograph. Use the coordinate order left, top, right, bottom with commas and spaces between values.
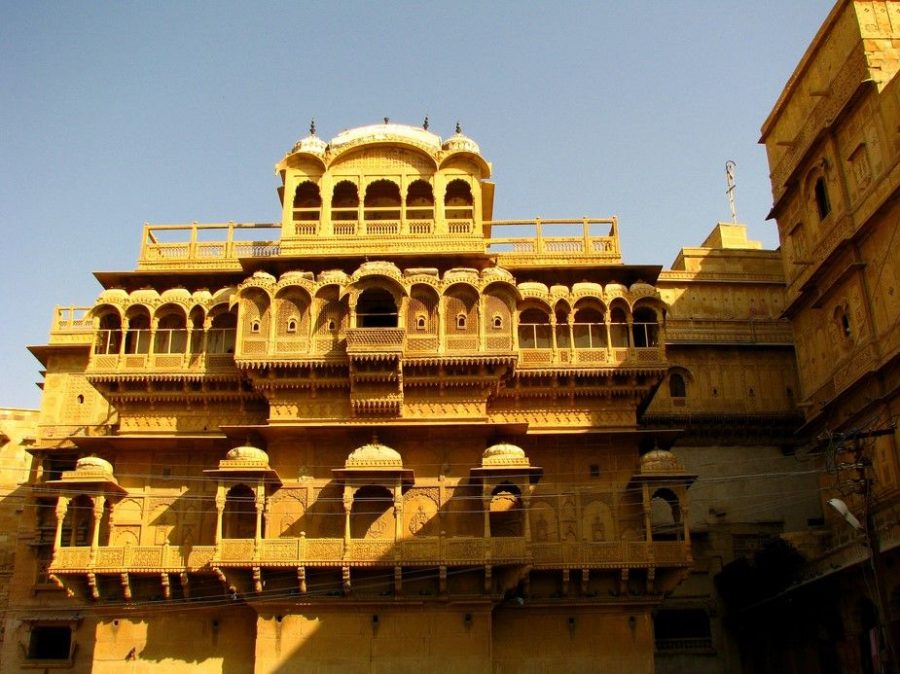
747, 2, 900, 673
4, 115, 819, 673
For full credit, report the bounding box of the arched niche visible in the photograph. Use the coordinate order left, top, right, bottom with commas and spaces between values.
489, 483, 523, 538
223, 484, 257, 540
350, 485, 395, 539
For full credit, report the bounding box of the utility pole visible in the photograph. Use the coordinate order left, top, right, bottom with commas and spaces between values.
835, 426, 897, 674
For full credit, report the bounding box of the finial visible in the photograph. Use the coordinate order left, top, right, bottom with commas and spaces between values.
384, 116, 390, 124
423, 115, 429, 130
371, 433, 379, 445
309, 119, 316, 136
455, 121, 462, 134
725, 160, 737, 223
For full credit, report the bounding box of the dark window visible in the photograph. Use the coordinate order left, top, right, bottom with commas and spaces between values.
669, 373, 686, 398
654, 609, 712, 653
815, 177, 831, 220
28, 625, 72, 660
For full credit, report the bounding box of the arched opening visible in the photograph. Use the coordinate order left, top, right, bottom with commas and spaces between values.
124, 309, 151, 354
332, 181, 360, 223
814, 176, 831, 221
444, 286, 479, 349
518, 307, 552, 348
61, 495, 93, 547
154, 312, 187, 354
364, 180, 401, 221
276, 289, 311, 342
669, 373, 687, 398
554, 305, 571, 349
357, 288, 398, 328
406, 180, 435, 221
208, 310, 237, 354
489, 483, 523, 537
650, 488, 682, 541
407, 286, 438, 336
94, 310, 122, 355
241, 289, 270, 349
350, 485, 394, 539
292, 181, 321, 221
223, 484, 257, 539
632, 306, 659, 348
445, 179, 474, 220
188, 307, 205, 353
609, 306, 630, 348
573, 306, 606, 349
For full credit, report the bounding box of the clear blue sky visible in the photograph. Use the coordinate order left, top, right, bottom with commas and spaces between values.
1, 1, 833, 409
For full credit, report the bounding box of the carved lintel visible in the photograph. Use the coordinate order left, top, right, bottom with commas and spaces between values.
439, 565, 447, 595
619, 568, 629, 596
581, 568, 589, 595
484, 565, 492, 594
253, 567, 263, 593
561, 569, 570, 597
342, 566, 351, 596
394, 566, 402, 595
87, 572, 100, 601
161, 573, 171, 600
120, 573, 132, 601
646, 568, 656, 594
179, 572, 190, 598
297, 566, 307, 594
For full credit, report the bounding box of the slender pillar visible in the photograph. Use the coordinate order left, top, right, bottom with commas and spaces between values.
53, 497, 70, 553
393, 483, 403, 543
343, 487, 354, 546
254, 482, 265, 544
214, 485, 226, 545
483, 485, 492, 538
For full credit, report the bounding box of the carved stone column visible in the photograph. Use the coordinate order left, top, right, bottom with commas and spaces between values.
53, 496, 70, 553
343, 487, 354, 547
393, 483, 403, 543
90, 495, 106, 564
254, 482, 265, 545
483, 484, 492, 539
214, 485, 226, 547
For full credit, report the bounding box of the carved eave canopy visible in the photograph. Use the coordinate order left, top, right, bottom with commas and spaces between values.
627, 449, 697, 489
203, 444, 282, 488
469, 442, 543, 484
332, 438, 414, 487
41, 457, 128, 498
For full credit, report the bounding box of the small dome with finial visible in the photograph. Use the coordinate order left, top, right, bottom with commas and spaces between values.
75, 456, 115, 475
640, 448, 684, 474
225, 443, 270, 464
442, 121, 481, 154
346, 436, 403, 468
482, 442, 530, 467
290, 119, 328, 156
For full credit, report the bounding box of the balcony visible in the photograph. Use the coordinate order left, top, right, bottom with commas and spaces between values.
346, 328, 406, 356
88, 329, 238, 376
48, 537, 689, 573
138, 222, 281, 271
486, 218, 621, 267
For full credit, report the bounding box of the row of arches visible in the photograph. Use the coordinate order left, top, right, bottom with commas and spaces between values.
293, 178, 473, 223
55, 482, 684, 549
93, 303, 237, 356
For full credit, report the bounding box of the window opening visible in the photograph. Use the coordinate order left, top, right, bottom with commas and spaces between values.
669, 373, 686, 398
27, 625, 72, 660
814, 176, 831, 220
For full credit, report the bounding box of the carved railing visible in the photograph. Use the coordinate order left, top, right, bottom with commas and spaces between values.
346, 328, 405, 354
486, 218, 621, 265
88, 330, 238, 375
48, 306, 94, 346
49, 538, 690, 572
666, 318, 794, 345
138, 222, 281, 270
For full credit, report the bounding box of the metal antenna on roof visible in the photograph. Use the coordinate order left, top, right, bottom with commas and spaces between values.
725, 161, 737, 223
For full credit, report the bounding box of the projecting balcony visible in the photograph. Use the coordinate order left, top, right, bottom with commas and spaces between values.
138, 222, 281, 271
486, 218, 622, 267
517, 322, 665, 368
346, 328, 406, 356
88, 329, 238, 376
48, 537, 690, 574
